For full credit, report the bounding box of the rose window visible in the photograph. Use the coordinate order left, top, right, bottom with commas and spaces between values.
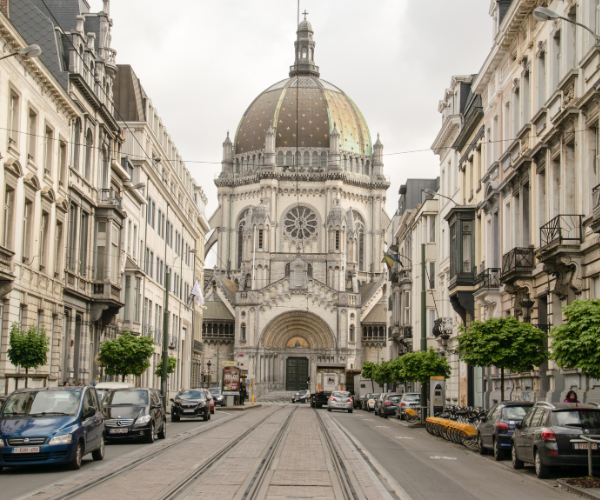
284, 207, 318, 239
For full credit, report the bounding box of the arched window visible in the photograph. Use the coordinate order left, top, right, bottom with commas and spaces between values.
350, 325, 355, 343
236, 158, 240, 173
252, 155, 256, 169
285, 151, 293, 166
307, 264, 312, 278
342, 156, 347, 170
73, 119, 81, 171
285, 263, 290, 277
312, 151, 319, 166
295, 151, 301, 167
303, 151, 310, 166
101, 146, 109, 189
365, 160, 370, 175
321, 152, 327, 168
85, 129, 93, 178
237, 209, 248, 268
240, 323, 246, 341
277, 151, 284, 166
353, 211, 365, 271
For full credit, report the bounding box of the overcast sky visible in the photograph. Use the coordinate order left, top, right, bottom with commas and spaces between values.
90, 0, 493, 261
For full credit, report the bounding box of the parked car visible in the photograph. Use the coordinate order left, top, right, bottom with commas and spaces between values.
364, 393, 380, 412
395, 393, 421, 420
171, 389, 211, 422
203, 389, 215, 414
292, 390, 311, 403
374, 393, 388, 415
377, 393, 401, 418
95, 382, 135, 403
210, 388, 225, 406
511, 402, 600, 478
327, 391, 353, 413
0, 386, 104, 471
359, 393, 370, 410
478, 401, 534, 460
103, 388, 166, 443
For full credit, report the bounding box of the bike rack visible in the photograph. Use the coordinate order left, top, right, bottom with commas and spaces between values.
572, 434, 600, 477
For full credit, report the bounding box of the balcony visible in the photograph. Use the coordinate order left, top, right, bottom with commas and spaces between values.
400, 326, 413, 339
540, 214, 583, 249
592, 184, 600, 234
0, 245, 15, 298
502, 247, 535, 283
476, 268, 501, 289
99, 189, 122, 208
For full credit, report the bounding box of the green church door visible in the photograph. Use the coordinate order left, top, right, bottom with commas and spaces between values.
286, 357, 309, 391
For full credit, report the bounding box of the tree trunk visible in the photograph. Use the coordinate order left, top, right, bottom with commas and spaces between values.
25, 368, 28, 388
501, 367, 505, 402
122, 374, 125, 382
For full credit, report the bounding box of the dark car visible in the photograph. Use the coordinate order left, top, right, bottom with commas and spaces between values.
377, 393, 401, 418
210, 388, 225, 407
171, 389, 210, 422
511, 402, 600, 478
478, 401, 534, 460
103, 388, 166, 443
0, 386, 104, 471
203, 389, 215, 414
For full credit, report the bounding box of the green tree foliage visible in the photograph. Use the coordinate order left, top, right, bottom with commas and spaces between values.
361, 361, 377, 391
371, 360, 396, 386
391, 349, 451, 385
7, 323, 49, 388
458, 316, 548, 401
97, 331, 154, 382
154, 356, 177, 378
550, 300, 600, 380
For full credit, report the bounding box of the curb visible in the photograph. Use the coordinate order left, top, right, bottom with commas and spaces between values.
557, 479, 600, 499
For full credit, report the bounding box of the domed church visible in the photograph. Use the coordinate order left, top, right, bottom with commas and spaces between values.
203, 18, 391, 398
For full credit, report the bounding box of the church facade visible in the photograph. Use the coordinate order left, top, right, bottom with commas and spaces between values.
204, 19, 390, 397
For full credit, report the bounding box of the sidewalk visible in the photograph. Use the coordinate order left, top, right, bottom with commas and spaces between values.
557, 480, 600, 499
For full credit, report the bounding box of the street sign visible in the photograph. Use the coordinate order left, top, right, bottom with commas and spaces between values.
222, 361, 239, 367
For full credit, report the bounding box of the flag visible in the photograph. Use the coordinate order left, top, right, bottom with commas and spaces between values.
390, 251, 404, 267
383, 251, 395, 270
191, 280, 204, 307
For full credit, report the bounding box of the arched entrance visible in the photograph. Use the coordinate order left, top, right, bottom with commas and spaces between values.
259, 311, 335, 391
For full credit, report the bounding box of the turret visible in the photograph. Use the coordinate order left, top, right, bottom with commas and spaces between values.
221, 131, 234, 177
373, 133, 384, 178
264, 125, 276, 169
289, 15, 319, 77
329, 123, 341, 170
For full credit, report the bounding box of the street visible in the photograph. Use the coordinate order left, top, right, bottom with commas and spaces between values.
2, 404, 574, 500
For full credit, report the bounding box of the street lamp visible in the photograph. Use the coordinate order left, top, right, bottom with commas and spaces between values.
533, 7, 600, 46
206, 360, 212, 388
0, 45, 42, 61
423, 188, 458, 206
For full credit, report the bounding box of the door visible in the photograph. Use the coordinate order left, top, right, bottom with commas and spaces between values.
81, 389, 99, 451
520, 409, 540, 462
286, 358, 308, 391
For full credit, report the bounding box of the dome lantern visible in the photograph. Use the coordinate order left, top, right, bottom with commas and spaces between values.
290, 13, 319, 77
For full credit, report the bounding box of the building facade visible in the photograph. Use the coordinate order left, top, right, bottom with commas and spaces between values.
205, 19, 390, 398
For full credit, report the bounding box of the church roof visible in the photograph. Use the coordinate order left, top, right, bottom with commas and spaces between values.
203, 300, 234, 321
359, 281, 379, 300
221, 279, 239, 296
362, 303, 387, 324
233, 20, 372, 157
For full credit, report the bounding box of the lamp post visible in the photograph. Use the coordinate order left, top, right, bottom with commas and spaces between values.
423, 188, 458, 206
0, 45, 42, 61
533, 7, 600, 46
206, 360, 212, 388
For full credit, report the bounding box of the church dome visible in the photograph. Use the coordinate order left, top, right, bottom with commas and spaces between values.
233, 19, 372, 158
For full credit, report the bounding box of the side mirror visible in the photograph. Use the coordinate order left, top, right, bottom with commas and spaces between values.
515, 422, 522, 429
83, 406, 96, 419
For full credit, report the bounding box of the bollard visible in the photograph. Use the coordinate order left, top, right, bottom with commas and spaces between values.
252, 395, 254, 404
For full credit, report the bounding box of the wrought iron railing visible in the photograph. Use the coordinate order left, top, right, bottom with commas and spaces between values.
502, 247, 535, 276
99, 189, 122, 208
540, 214, 583, 248
476, 268, 501, 288
401, 326, 413, 339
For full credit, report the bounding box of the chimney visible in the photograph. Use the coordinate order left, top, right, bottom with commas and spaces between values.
0, 0, 9, 18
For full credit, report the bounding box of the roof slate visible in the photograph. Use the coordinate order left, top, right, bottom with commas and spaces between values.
29, 0, 81, 32
359, 281, 378, 300
362, 302, 386, 324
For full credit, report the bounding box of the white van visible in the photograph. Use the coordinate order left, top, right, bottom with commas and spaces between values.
95, 382, 135, 402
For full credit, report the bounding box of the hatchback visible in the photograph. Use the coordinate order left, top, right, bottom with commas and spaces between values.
478, 401, 534, 460
103, 388, 166, 443
511, 402, 600, 478
0, 386, 104, 471
395, 393, 421, 420
377, 393, 402, 418
171, 389, 210, 421
327, 391, 353, 413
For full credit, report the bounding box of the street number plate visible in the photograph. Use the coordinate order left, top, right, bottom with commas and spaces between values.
13, 447, 40, 453
574, 443, 598, 450
109, 428, 128, 434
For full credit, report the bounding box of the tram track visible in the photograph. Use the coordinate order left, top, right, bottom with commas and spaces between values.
47, 406, 278, 500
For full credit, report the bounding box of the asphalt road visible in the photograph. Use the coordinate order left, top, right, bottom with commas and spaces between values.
329, 408, 574, 500
1, 411, 229, 500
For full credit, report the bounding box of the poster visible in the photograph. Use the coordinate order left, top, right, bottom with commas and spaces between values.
222, 366, 240, 395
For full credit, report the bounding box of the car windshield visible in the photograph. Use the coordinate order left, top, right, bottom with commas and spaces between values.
332, 392, 351, 398
502, 406, 529, 420
370, 394, 380, 399
1, 390, 82, 417
389, 395, 402, 402
403, 394, 420, 402
555, 410, 600, 429
177, 390, 205, 400
299, 391, 308, 395
105, 390, 148, 406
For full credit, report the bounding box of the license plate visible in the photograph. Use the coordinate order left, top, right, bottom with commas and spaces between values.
574, 443, 598, 450
109, 428, 129, 434
183, 409, 195, 413
13, 447, 40, 453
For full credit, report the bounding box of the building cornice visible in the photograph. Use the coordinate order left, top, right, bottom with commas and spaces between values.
431, 115, 461, 155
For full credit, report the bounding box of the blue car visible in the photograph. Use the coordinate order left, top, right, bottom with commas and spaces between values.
0, 386, 105, 471
478, 401, 534, 460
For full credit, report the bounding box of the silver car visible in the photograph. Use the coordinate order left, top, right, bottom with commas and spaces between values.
327, 391, 353, 413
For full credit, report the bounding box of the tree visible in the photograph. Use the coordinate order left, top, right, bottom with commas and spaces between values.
154, 356, 177, 378
371, 360, 396, 388
550, 299, 600, 379
458, 316, 548, 401
393, 349, 451, 385
7, 323, 49, 388
361, 361, 377, 391
97, 331, 154, 382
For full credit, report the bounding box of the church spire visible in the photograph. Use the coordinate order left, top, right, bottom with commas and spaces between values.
289, 14, 320, 77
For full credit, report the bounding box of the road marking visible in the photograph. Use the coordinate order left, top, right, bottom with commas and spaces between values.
395, 436, 414, 439
430, 456, 457, 460
375, 426, 390, 428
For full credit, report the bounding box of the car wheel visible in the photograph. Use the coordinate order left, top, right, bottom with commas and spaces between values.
158, 420, 167, 440
493, 438, 504, 461
383, 412, 388, 419
145, 423, 155, 443
534, 450, 551, 479
511, 444, 524, 469
203, 410, 209, 421
211, 409, 215, 414
327, 407, 332, 412
68, 441, 84, 470
171, 414, 180, 422
478, 435, 488, 455
348, 409, 353, 414
92, 436, 105, 461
